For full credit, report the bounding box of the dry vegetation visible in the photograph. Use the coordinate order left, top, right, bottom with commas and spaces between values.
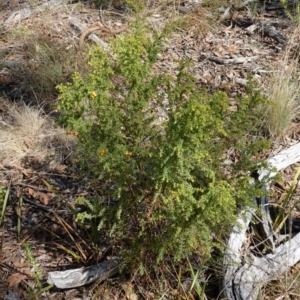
1, 0, 300, 299
264, 26, 300, 140
0, 97, 74, 167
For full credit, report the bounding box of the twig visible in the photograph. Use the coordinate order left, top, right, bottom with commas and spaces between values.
200, 52, 258, 65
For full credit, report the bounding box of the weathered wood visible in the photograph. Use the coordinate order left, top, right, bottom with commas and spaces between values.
68, 17, 109, 50
4, 0, 69, 25
247, 21, 287, 44
259, 142, 300, 183
47, 257, 121, 289
223, 142, 300, 300
231, 233, 300, 300
237, 0, 300, 11
262, 0, 300, 10
200, 53, 258, 65
237, 0, 257, 8
0, 60, 26, 70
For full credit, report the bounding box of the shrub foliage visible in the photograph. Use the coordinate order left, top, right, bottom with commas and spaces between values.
57, 23, 270, 268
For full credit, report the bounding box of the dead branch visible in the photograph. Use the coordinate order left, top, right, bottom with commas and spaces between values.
223, 142, 300, 300
200, 52, 258, 65
47, 257, 121, 289
246, 21, 287, 44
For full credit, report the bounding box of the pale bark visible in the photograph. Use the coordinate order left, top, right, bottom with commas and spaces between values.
47, 257, 120, 289
223, 142, 300, 300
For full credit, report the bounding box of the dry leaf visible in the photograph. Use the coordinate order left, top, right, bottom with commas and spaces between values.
122, 283, 138, 300
127, 293, 138, 300
23, 270, 34, 277
12, 259, 30, 269
212, 50, 223, 58
54, 164, 68, 172
7, 273, 26, 287
24, 187, 35, 196
225, 45, 238, 52
36, 192, 50, 205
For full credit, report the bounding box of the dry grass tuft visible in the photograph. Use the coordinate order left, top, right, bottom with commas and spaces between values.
261, 267, 300, 300
264, 26, 300, 140
0, 97, 75, 167
0, 2, 90, 105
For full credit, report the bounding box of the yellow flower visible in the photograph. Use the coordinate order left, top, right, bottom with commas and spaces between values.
67, 130, 78, 136
91, 91, 97, 99
99, 149, 106, 156
125, 151, 132, 157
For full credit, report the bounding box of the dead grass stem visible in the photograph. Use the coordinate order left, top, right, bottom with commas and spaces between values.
0, 98, 75, 167
265, 26, 300, 139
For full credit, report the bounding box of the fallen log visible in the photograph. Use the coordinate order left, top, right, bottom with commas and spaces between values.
223, 142, 300, 300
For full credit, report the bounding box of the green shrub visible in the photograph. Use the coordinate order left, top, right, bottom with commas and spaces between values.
57, 22, 270, 268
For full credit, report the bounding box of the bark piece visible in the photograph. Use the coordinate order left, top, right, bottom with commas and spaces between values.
47, 257, 121, 289
259, 142, 300, 184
